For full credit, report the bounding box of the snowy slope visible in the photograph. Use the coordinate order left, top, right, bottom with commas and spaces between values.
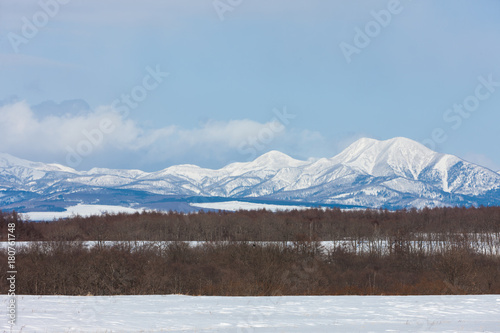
3, 295, 500, 332
0, 152, 76, 187
1, 137, 500, 212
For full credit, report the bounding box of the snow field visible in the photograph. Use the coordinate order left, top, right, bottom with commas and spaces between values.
2, 295, 500, 332
22, 204, 144, 221
21, 201, 311, 222
189, 201, 312, 212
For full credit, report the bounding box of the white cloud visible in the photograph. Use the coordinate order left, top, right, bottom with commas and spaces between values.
0, 102, 125, 161
0, 101, 326, 170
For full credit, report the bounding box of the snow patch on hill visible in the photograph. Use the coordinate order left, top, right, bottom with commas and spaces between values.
24, 204, 143, 221
190, 201, 312, 212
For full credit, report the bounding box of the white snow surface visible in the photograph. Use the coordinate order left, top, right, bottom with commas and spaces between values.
190, 201, 311, 212
3, 294, 500, 332
23, 204, 143, 221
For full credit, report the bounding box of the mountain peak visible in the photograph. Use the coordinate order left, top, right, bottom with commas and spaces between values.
0, 152, 76, 173
346, 137, 432, 153
341, 137, 435, 159
251, 150, 306, 168
222, 150, 306, 176
255, 150, 292, 160
384, 137, 434, 152
333, 137, 440, 178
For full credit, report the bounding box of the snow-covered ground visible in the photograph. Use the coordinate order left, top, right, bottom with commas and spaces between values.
2, 295, 499, 332
190, 200, 312, 212
21, 201, 309, 221
22, 204, 143, 221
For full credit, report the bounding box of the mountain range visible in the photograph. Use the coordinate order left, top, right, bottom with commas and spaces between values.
1, 137, 500, 213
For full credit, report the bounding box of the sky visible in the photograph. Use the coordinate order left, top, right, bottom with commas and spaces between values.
1, 0, 500, 172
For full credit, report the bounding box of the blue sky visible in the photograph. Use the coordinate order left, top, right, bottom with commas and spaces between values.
1, 0, 500, 171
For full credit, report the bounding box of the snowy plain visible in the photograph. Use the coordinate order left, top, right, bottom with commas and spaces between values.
22, 204, 143, 221
189, 201, 312, 212
2, 294, 500, 332
21, 202, 312, 221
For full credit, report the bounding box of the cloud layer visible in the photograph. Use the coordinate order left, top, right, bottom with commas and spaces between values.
0, 101, 326, 170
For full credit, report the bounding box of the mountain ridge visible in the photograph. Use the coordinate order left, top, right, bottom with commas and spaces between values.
1, 137, 500, 212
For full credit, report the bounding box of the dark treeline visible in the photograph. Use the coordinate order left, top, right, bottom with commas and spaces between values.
2, 240, 499, 296
1, 207, 500, 296
1, 206, 500, 242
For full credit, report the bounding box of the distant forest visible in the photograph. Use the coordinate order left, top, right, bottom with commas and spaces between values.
3, 206, 500, 242
1, 207, 500, 296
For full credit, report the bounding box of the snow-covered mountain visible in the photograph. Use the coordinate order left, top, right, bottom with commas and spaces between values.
1, 137, 500, 212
